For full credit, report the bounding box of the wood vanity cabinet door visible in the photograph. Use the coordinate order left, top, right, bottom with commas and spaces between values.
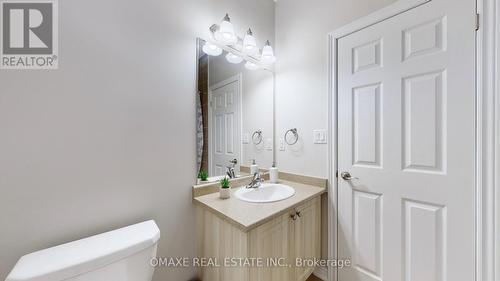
198, 208, 250, 281
248, 212, 293, 281
292, 197, 321, 281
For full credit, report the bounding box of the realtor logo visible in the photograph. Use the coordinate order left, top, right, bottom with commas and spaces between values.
1, 0, 58, 69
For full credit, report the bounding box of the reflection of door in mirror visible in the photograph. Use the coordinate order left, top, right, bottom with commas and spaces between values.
209, 75, 241, 177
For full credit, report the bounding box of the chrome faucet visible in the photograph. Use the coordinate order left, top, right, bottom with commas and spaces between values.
246, 172, 263, 188
226, 159, 238, 179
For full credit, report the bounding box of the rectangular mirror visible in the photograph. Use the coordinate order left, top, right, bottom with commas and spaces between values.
196, 38, 274, 183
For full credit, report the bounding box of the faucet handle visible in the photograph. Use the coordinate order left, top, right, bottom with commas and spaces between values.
246, 172, 263, 188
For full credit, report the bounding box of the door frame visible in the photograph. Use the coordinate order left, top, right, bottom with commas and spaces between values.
208, 73, 243, 176
475, 0, 499, 279
326, 0, 499, 280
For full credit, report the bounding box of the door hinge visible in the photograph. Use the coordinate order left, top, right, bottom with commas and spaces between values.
476, 13, 480, 31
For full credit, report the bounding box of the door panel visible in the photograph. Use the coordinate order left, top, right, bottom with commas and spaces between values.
210, 79, 241, 176
337, 0, 475, 281
402, 200, 446, 281
402, 70, 445, 172
352, 190, 382, 278
352, 83, 382, 167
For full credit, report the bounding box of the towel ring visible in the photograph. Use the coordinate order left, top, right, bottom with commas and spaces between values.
252, 130, 263, 145
285, 128, 299, 145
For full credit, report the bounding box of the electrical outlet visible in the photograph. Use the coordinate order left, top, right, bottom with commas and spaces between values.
242, 133, 250, 144
279, 138, 285, 151
265, 138, 273, 151
313, 129, 327, 144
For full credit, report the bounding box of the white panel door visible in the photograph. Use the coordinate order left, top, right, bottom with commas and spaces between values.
337, 0, 476, 281
210, 79, 241, 177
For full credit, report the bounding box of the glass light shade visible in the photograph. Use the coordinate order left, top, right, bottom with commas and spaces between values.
202, 42, 222, 56
261, 44, 276, 64
225, 53, 243, 64
243, 30, 258, 55
244, 61, 259, 70
215, 20, 237, 45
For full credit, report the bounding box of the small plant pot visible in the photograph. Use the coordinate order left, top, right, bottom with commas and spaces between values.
219, 187, 231, 199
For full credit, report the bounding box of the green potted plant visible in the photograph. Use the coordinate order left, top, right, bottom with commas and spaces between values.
219, 177, 231, 199
197, 170, 209, 184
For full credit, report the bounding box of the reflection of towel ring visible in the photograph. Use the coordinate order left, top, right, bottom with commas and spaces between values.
252, 130, 263, 145
285, 128, 298, 145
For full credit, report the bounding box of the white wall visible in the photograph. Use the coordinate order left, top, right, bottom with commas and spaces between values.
0, 0, 274, 280
274, 0, 396, 178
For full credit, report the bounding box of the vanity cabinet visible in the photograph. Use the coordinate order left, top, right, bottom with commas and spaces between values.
197, 196, 321, 281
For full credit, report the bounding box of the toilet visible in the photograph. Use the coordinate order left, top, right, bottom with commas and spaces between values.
6, 220, 160, 281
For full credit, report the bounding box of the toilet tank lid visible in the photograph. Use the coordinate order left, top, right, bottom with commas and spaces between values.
6, 220, 160, 281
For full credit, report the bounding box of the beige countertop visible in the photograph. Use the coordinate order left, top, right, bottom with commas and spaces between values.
193, 179, 326, 232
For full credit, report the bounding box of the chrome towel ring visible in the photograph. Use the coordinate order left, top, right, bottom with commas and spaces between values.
252, 130, 263, 145
285, 128, 299, 145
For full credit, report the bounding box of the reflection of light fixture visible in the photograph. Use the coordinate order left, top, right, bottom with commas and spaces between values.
202, 42, 222, 56
243, 28, 258, 55
245, 61, 259, 70
214, 14, 237, 45
226, 53, 243, 64
261, 40, 276, 64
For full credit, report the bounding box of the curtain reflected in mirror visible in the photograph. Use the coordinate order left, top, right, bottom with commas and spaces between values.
196, 49, 209, 175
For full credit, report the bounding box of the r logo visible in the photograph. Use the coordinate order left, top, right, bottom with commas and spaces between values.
2, 2, 53, 54
0, 0, 58, 69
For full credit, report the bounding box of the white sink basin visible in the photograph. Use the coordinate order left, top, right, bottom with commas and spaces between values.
234, 183, 295, 203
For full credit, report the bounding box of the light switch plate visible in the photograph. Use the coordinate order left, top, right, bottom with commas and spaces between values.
313, 129, 327, 144
242, 133, 250, 144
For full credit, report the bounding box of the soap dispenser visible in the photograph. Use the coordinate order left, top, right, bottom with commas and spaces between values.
269, 162, 279, 183
250, 159, 259, 175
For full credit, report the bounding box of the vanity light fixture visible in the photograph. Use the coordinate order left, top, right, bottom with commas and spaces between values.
202, 41, 223, 56
243, 28, 258, 55
207, 14, 276, 69
261, 40, 276, 64
244, 61, 259, 70
214, 14, 237, 45
226, 53, 243, 64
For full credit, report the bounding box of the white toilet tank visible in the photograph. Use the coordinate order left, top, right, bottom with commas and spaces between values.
6, 220, 160, 281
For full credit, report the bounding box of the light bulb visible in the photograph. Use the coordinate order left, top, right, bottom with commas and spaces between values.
225, 53, 243, 64
202, 42, 222, 56
261, 40, 276, 64
245, 61, 259, 70
214, 14, 237, 45
243, 28, 258, 55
